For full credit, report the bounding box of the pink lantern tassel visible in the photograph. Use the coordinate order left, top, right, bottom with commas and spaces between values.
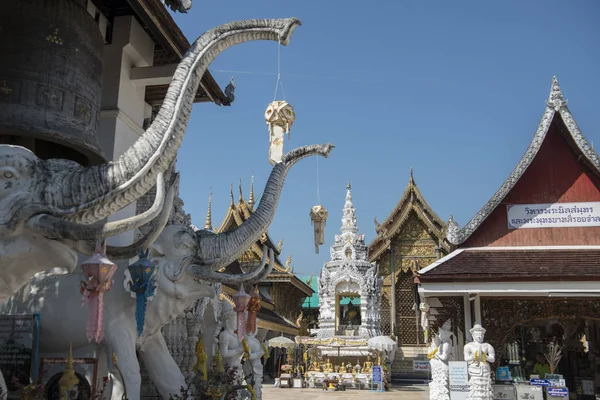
85, 294, 105, 343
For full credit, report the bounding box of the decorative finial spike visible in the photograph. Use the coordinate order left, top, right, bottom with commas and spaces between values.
277, 238, 284, 253
238, 178, 243, 203
547, 76, 567, 111
347, 180, 351, 190
229, 183, 234, 207
204, 188, 213, 230
410, 167, 414, 184
249, 175, 255, 209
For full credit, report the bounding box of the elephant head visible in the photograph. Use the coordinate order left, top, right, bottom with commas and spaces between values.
0, 18, 302, 298
149, 143, 334, 291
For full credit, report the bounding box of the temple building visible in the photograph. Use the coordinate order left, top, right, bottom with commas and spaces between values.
368, 170, 454, 379
419, 77, 600, 395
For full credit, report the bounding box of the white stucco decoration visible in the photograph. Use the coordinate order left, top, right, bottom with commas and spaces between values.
316, 182, 382, 339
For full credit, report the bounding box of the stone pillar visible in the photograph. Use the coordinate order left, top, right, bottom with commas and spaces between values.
98, 15, 155, 248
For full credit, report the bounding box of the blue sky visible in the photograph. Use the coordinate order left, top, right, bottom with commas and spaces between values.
172, 1, 600, 277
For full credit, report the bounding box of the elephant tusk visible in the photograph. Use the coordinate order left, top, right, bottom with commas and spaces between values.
187, 248, 275, 284
27, 173, 167, 241
74, 174, 179, 258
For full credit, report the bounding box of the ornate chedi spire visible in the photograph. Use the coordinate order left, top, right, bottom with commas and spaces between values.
341, 180, 358, 234
248, 175, 255, 209
204, 189, 213, 230
547, 76, 568, 111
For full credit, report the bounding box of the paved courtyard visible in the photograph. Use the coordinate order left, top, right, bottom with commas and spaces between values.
263, 385, 429, 400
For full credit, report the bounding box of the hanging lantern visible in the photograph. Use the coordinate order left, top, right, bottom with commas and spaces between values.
246, 285, 261, 335
265, 100, 295, 165
232, 285, 251, 340
80, 241, 117, 343
309, 205, 328, 254
124, 249, 158, 336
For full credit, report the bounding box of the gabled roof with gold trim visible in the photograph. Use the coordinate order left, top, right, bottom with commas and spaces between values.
368, 170, 452, 262
209, 180, 313, 296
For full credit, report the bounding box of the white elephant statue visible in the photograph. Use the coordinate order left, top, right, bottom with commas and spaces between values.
0, 17, 303, 299
1, 139, 334, 399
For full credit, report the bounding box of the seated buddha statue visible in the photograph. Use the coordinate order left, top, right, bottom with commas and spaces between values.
362, 355, 374, 373
310, 360, 321, 371
323, 358, 334, 372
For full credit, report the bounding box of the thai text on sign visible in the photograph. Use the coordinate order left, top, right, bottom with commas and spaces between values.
507, 202, 600, 229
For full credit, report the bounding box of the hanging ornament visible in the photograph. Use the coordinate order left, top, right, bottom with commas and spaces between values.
309, 205, 328, 254
246, 285, 261, 335
123, 249, 158, 336
80, 241, 117, 343
265, 100, 295, 165
232, 285, 251, 340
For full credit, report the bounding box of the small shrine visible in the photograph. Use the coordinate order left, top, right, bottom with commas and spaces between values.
315, 181, 382, 340
292, 183, 390, 390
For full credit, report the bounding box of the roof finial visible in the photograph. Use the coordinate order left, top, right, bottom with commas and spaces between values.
347, 179, 351, 190
229, 183, 234, 207
410, 167, 414, 184
277, 238, 284, 253
248, 175, 255, 209
547, 76, 568, 111
238, 178, 244, 204
204, 188, 213, 230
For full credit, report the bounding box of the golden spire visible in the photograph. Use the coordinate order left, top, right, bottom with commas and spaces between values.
410, 167, 415, 185
229, 183, 234, 208
248, 175, 255, 209
238, 178, 244, 204
204, 188, 213, 230
277, 238, 284, 253
285, 254, 292, 272
59, 342, 79, 399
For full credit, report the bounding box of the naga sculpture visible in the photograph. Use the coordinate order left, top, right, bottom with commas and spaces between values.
2, 142, 333, 399
0, 17, 302, 298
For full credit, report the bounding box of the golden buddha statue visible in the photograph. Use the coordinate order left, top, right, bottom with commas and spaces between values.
362, 355, 374, 373
194, 337, 208, 381
323, 358, 334, 372
310, 360, 321, 371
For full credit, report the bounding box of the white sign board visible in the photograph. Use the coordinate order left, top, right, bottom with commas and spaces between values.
507, 202, 600, 229
449, 361, 469, 400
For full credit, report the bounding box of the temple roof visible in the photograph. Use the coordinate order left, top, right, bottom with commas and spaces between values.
446, 77, 600, 246
99, 0, 227, 105
213, 180, 313, 295
419, 247, 600, 282
368, 169, 451, 262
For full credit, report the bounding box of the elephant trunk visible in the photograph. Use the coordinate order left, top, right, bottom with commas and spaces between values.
196, 143, 333, 271
50, 18, 301, 224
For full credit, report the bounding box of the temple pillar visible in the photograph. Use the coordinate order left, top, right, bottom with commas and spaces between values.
389, 248, 397, 338
98, 15, 154, 248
